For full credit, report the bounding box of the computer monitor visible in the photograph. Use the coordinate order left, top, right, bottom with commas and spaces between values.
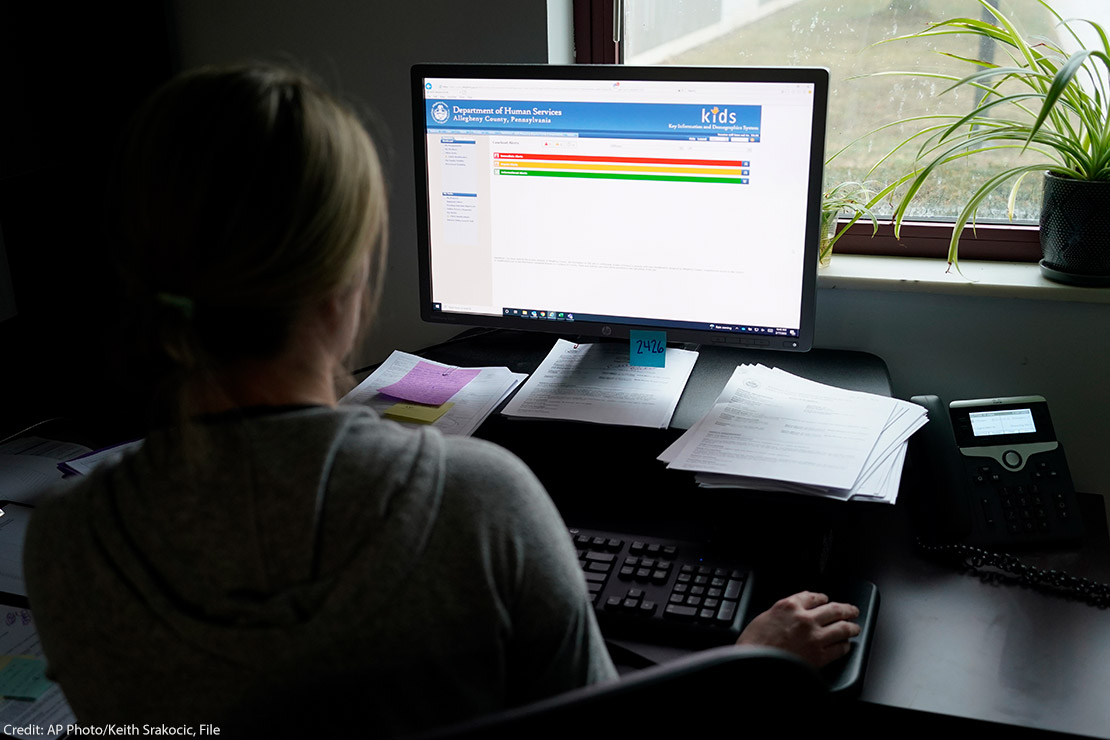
411, 64, 828, 352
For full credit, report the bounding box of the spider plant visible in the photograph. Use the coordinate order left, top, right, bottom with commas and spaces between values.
819, 180, 883, 266
865, 0, 1110, 270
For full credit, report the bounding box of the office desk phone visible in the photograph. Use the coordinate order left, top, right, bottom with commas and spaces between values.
908, 395, 1083, 550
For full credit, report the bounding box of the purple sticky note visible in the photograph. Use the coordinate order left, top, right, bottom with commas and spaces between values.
378, 361, 481, 406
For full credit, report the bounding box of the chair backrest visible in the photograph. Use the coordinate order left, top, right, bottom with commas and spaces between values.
412, 645, 829, 738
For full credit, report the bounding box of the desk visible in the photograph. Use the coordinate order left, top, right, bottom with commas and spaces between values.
419, 329, 1110, 739
420, 330, 889, 541
843, 493, 1110, 738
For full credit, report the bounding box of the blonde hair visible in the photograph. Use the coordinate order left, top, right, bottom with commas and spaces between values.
115, 63, 387, 422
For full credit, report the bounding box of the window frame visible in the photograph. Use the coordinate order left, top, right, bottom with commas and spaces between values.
573, 0, 619, 65
572, 0, 1044, 264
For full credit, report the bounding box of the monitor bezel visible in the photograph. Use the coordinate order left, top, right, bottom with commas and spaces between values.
411, 63, 829, 352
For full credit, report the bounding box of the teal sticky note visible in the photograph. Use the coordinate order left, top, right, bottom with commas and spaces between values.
0, 656, 51, 701
630, 330, 666, 367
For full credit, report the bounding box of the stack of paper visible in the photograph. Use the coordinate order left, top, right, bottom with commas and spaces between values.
59, 439, 144, 476
500, 339, 698, 429
0, 437, 92, 505
659, 364, 928, 503
342, 351, 526, 436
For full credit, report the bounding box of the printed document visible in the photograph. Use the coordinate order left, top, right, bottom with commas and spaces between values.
0, 503, 31, 598
500, 339, 698, 429
0, 606, 74, 737
0, 437, 92, 506
58, 439, 144, 477
660, 364, 926, 502
343, 351, 525, 436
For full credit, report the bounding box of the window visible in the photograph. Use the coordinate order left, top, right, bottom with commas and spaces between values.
576, 0, 1110, 261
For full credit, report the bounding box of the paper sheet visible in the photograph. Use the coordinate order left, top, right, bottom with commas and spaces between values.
664, 365, 892, 488
0, 607, 74, 736
343, 351, 525, 436
0, 437, 92, 506
57, 439, 144, 477
0, 437, 90, 462
377, 361, 481, 405
500, 339, 698, 429
661, 364, 927, 503
0, 504, 32, 598
384, 401, 454, 424
0, 456, 65, 506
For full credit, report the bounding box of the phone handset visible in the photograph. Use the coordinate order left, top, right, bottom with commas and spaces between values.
907, 394, 974, 543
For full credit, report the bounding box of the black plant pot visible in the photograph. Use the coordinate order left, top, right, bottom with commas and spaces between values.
1039, 172, 1110, 286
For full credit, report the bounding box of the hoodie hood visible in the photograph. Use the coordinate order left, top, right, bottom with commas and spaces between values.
84, 405, 445, 662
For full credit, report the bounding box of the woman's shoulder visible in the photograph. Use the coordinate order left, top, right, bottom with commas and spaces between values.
337, 405, 528, 473
437, 433, 541, 489
22, 472, 107, 594
26, 470, 104, 530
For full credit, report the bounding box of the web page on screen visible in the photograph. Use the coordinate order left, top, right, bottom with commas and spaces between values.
421, 76, 816, 336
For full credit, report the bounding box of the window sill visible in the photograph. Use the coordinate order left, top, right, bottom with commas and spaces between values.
817, 254, 1110, 305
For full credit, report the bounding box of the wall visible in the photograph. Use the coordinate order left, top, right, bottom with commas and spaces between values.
0, 2, 176, 436
172, 2, 1109, 502
817, 284, 1110, 500
172, 0, 551, 367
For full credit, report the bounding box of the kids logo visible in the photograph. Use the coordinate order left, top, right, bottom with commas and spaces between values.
700, 106, 736, 124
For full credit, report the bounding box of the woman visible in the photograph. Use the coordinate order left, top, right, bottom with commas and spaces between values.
24, 63, 858, 733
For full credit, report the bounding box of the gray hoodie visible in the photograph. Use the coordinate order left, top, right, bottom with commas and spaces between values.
24, 405, 614, 733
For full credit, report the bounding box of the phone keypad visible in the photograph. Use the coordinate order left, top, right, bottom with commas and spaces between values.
971, 458, 1076, 540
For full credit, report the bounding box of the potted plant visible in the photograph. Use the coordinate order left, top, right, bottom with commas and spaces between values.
819, 180, 883, 267
867, 0, 1110, 285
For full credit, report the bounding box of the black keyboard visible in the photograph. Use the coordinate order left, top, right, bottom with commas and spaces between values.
568, 526, 756, 647
569, 525, 881, 696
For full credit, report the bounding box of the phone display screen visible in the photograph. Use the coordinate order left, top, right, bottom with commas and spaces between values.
968, 408, 1037, 437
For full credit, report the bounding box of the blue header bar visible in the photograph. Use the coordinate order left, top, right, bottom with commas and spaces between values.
425, 99, 762, 141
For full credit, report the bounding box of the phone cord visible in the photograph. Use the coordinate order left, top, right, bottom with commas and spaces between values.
914, 538, 1110, 609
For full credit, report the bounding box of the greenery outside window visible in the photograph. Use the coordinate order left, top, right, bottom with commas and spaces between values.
574, 0, 1110, 263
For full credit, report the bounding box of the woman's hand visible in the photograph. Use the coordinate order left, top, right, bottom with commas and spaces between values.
736, 591, 861, 668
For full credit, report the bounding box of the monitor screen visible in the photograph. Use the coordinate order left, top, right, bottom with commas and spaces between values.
411, 64, 828, 352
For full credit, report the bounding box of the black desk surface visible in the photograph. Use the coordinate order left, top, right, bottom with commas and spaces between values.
417, 329, 1110, 739
843, 493, 1110, 739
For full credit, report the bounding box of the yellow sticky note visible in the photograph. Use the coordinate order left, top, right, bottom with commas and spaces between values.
384, 401, 454, 424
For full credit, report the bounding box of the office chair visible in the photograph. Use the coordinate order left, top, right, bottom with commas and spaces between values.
410, 645, 830, 738
224, 645, 829, 737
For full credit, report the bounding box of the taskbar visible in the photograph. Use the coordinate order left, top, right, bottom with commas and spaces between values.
498, 306, 798, 338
